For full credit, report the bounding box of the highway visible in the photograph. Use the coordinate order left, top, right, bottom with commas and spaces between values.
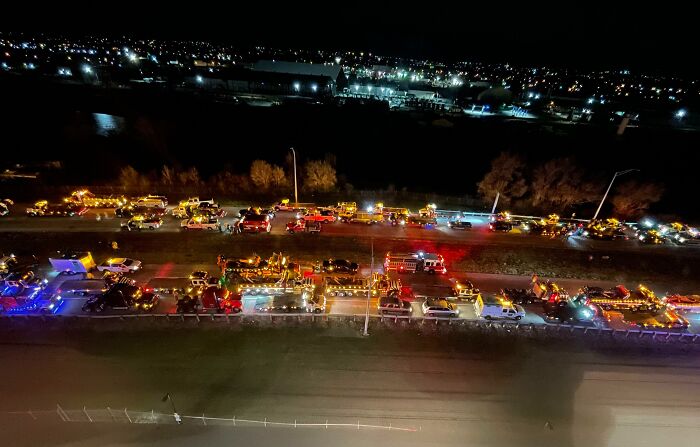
1, 206, 698, 255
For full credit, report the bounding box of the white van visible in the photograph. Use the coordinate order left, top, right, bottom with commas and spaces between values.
475, 295, 525, 321
136, 195, 167, 208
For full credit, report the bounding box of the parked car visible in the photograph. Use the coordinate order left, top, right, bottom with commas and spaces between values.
421, 298, 459, 317
121, 216, 163, 231
489, 221, 513, 232
286, 219, 321, 233
447, 220, 472, 230
96, 258, 142, 273
378, 296, 412, 315
239, 214, 271, 233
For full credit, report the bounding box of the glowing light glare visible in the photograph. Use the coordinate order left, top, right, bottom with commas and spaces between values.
642, 219, 654, 228
366, 205, 373, 213
196, 75, 203, 83
293, 82, 300, 91
128, 53, 138, 62
334, 56, 341, 64
676, 109, 687, 118
311, 84, 317, 92
82, 65, 92, 74
587, 97, 595, 104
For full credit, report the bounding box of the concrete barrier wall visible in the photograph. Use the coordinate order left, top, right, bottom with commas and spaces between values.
1, 313, 698, 349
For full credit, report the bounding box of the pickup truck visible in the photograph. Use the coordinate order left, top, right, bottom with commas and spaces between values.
303, 210, 336, 223
181, 217, 221, 230
286, 219, 321, 234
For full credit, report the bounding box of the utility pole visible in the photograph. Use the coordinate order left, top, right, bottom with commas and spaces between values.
592, 169, 639, 221
491, 192, 500, 214
363, 240, 374, 337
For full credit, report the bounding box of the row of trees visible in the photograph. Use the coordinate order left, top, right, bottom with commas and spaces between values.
118, 159, 337, 194
477, 152, 664, 218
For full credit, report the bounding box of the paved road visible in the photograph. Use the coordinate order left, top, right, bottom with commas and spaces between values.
1, 207, 698, 256
1, 329, 700, 447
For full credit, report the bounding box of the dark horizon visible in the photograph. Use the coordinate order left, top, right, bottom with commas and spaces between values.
2, 4, 698, 75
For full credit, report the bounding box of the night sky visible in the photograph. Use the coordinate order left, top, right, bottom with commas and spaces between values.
3, 4, 697, 75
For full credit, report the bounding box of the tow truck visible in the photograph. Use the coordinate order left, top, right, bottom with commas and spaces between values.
584, 218, 628, 240
324, 273, 403, 298
450, 279, 480, 301
531, 275, 569, 301
82, 280, 158, 312
542, 293, 597, 323
200, 285, 242, 313
274, 199, 315, 212
384, 252, 447, 274
579, 284, 662, 312
254, 291, 325, 313
236, 275, 313, 296
143, 276, 209, 295
418, 203, 437, 219
663, 294, 700, 313
0, 271, 50, 313
334, 202, 357, 219
26, 200, 87, 217
181, 216, 221, 230
64, 189, 128, 208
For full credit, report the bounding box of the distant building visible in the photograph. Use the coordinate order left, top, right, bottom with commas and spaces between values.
252, 60, 347, 95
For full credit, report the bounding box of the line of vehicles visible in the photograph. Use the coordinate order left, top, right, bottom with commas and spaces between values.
1, 248, 700, 331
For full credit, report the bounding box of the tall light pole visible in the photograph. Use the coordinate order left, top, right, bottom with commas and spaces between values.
290, 147, 298, 207
592, 169, 639, 221
363, 239, 374, 337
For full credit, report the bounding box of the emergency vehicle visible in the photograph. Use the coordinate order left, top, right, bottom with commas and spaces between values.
236, 276, 313, 296
474, 294, 525, 321
323, 273, 402, 298
450, 279, 480, 300
343, 212, 384, 224
384, 252, 447, 274
64, 190, 128, 208
531, 275, 569, 301
580, 285, 662, 312
663, 294, 700, 313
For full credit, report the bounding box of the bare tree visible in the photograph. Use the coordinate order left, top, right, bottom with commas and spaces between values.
178, 167, 201, 186
271, 166, 288, 189
611, 181, 664, 218
476, 152, 528, 206
118, 165, 150, 191
530, 158, 599, 211
304, 160, 337, 192
210, 171, 236, 194
250, 160, 274, 190
161, 166, 176, 186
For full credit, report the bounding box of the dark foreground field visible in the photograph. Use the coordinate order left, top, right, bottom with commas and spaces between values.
2, 326, 700, 447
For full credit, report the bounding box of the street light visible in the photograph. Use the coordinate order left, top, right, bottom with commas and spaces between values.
591, 169, 639, 221
290, 147, 298, 207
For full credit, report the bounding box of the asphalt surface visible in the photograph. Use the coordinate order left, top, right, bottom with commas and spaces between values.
2, 207, 697, 255
1, 329, 700, 447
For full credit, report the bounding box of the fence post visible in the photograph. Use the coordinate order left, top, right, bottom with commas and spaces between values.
57, 404, 69, 421
325, 419, 328, 429
264, 417, 267, 427
295, 419, 297, 428
202, 414, 206, 426
357, 420, 360, 430
124, 408, 132, 423
28, 409, 37, 420
107, 406, 116, 422
233, 415, 236, 426
83, 406, 93, 422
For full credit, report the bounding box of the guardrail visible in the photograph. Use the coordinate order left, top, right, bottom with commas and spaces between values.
1, 312, 698, 347
2, 405, 418, 431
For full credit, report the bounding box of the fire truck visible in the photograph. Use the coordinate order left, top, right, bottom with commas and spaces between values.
335, 202, 357, 220
579, 284, 662, 312
323, 273, 402, 298
384, 252, 447, 274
